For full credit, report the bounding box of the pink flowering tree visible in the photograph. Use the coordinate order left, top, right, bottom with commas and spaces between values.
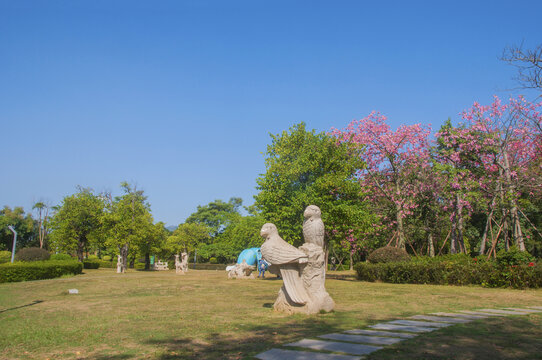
438, 96, 542, 254
332, 112, 432, 249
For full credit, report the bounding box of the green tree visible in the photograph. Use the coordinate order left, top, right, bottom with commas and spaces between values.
32, 201, 50, 249
49, 188, 105, 261
103, 182, 151, 272
0, 206, 36, 251
165, 222, 210, 259
185, 198, 242, 237
202, 214, 265, 263
254, 122, 373, 255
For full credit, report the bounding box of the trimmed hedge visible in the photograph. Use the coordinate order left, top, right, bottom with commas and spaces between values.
354, 259, 542, 289
83, 260, 100, 269
0, 250, 12, 263
367, 246, 410, 264
15, 247, 50, 262
50, 254, 74, 261
0, 260, 83, 283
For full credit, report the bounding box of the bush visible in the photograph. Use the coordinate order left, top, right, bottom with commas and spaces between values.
83, 260, 100, 269
354, 259, 542, 289
209, 257, 218, 264
367, 246, 410, 264
0, 250, 12, 263
50, 254, 73, 261
87, 254, 99, 260
102, 255, 112, 261
15, 247, 51, 262
0, 260, 83, 283
97, 260, 116, 268
496, 246, 536, 266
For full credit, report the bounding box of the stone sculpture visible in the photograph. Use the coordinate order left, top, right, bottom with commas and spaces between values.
228, 259, 255, 279
180, 252, 188, 273
116, 255, 123, 274
260, 205, 334, 314
175, 254, 182, 274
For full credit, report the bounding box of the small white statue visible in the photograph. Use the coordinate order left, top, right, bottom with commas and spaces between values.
228, 259, 255, 279
116, 255, 124, 274
180, 252, 189, 273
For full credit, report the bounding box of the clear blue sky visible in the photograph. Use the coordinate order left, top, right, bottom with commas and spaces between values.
1, 0, 540, 226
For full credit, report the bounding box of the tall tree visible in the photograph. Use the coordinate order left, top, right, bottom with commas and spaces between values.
104, 182, 151, 272
32, 202, 50, 249
332, 112, 432, 249
49, 188, 104, 261
0, 206, 36, 251
165, 222, 210, 259
501, 43, 542, 93
185, 198, 242, 237
255, 122, 372, 252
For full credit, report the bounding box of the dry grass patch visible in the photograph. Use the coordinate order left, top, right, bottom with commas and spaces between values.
0, 268, 540, 359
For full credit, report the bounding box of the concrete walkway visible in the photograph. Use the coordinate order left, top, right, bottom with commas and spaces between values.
254, 306, 542, 359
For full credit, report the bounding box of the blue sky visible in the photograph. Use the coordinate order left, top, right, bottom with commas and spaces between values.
1, 0, 540, 226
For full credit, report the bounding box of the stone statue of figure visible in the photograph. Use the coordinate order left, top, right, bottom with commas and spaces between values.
260, 205, 334, 314
175, 254, 182, 274
227, 259, 255, 279
116, 255, 124, 274
180, 252, 188, 273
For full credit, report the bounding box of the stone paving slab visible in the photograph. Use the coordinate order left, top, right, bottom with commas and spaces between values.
369, 323, 436, 333
504, 307, 542, 313
389, 320, 452, 328
459, 310, 506, 316
474, 309, 531, 315
319, 333, 404, 345
344, 329, 417, 338
528, 306, 542, 310
286, 339, 382, 356
432, 312, 489, 319
410, 315, 471, 323
255, 348, 361, 360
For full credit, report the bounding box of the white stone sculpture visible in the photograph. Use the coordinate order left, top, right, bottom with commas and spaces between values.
153, 259, 169, 271
175, 254, 182, 274
228, 259, 255, 279
180, 252, 188, 273
260, 205, 334, 314
116, 255, 124, 274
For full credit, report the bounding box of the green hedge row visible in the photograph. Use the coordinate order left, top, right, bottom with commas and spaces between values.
0, 260, 83, 283
354, 261, 542, 289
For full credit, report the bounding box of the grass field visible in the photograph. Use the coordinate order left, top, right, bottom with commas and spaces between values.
0, 268, 541, 359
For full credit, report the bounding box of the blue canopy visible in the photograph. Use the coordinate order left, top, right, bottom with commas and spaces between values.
237, 247, 261, 265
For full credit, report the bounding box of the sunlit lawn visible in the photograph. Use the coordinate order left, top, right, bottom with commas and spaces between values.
0, 268, 541, 359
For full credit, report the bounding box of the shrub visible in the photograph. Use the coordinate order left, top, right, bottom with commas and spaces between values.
83, 260, 100, 269
367, 246, 410, 264
97, 260, 116, 268
354, 260, 542, 289
209, 257, 218, 264
0, 260, 83, 283
102, 255, 112, 261
496, 246, 535, 266
87, 254, 99, 260
15, 247, 51, 262
0, 250, 12, 263
50, 254, 73, 261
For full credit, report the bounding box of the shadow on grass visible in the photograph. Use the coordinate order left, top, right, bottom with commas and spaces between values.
142, 316, 350, 360
89, 355, 133, 360
366, 316, 542, 360
0, 299, 43, 313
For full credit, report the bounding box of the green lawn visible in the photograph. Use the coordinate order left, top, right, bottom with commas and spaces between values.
0, 268, 541, 359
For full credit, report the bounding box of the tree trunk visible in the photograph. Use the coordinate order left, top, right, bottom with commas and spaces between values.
349, 251, 354, 271
480, 193, 497, 255
395, 205, 406, 249
145, 252, 150, 270
450, 209, 458, 255
502, 152, 525, 250
120, 243, 129, 272
428, 232, 435, 257
77, 235, 86, 262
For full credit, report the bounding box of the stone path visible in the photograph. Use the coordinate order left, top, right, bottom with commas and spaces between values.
254, 306, 541, 359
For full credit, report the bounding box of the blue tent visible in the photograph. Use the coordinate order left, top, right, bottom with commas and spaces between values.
236, 247, 260, 266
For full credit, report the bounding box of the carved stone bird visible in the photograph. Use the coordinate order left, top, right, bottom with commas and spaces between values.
260, 223, 309, 304
303, 205, 325, 248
